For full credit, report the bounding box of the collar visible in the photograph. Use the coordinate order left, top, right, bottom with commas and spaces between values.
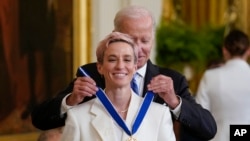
136, 63, 147, 78
226, 58, 249, 67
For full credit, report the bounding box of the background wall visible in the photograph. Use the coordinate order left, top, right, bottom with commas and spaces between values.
0, 0, 73, 140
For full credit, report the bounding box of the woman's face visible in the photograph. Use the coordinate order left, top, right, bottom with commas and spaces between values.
97, 41, 137, 89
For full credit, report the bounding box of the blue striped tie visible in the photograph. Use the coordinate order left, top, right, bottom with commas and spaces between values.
131, 74, 139, 95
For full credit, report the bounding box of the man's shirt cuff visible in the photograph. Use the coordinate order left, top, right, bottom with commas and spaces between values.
170, 96, 182, 119
60, 93, 74, 115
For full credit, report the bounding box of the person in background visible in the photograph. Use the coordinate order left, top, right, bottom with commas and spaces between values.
32, 5, 217, 141
61, 31, 176, 141
196, 29, 250, 141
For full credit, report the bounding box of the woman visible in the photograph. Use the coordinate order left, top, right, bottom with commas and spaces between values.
196, 29, 250, 141
61, 32, 176, 141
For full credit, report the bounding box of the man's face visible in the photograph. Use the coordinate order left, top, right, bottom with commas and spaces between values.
118, 16, 154, 69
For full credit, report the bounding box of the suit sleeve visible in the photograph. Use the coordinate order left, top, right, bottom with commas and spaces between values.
31, 80, 75, 130
195, 74, 211, 110
31, 63, 101, 130
176, 74, 217, 140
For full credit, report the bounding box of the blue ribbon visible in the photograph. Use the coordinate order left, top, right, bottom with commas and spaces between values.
78, 67, 154, 136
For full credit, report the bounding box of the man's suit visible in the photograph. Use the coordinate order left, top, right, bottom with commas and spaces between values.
32, 60, 217, 141
61, 91, 176, 141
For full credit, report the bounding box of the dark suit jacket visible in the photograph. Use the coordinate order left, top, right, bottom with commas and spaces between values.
31, 60, 216, 141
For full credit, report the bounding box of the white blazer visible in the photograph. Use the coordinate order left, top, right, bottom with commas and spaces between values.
196, 58, 250, 141
61, 90, 176, 141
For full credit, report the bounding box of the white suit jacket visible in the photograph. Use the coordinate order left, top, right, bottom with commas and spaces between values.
196, 59, 250, 141
61, 90, 176, 141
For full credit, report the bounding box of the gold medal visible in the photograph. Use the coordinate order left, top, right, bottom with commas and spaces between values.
127, 136, 137, 141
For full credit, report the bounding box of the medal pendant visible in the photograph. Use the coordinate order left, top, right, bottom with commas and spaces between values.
127, 136, 137, 141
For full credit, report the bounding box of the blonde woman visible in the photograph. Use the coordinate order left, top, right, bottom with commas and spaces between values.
61, 32, 175, 141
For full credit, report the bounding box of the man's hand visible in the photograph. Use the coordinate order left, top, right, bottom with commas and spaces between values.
147, 75, 180, 109
66, 77, 98, 106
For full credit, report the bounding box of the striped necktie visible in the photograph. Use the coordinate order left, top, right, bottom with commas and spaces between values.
131, 73, 139, 95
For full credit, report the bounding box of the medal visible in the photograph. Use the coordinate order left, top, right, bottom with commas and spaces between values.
127, 136, 137, 141
78, 68, 154, 139
96, 88, 154, 138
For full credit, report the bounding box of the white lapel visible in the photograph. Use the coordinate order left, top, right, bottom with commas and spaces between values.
90, 90, 143, 141
90, 98, 117, 141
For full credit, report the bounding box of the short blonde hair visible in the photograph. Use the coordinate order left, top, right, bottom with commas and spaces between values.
96, 31, 138, 64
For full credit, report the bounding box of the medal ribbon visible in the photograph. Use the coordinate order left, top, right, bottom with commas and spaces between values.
78, 67, 154, 136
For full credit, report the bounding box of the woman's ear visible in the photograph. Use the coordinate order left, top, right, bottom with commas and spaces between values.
97, 63, 103, 75
243, 48, 250, 59
247, 48, 250, 56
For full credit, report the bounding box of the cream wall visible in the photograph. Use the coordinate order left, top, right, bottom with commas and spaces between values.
91, 0, 163, 63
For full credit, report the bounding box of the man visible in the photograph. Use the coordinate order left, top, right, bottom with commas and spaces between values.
196, 29, 250, 141
32, 5, 217, 141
